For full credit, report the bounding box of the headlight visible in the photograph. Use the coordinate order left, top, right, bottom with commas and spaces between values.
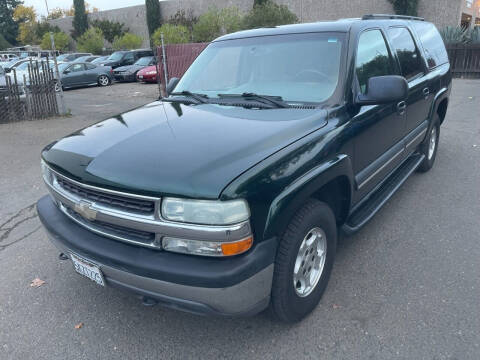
161, 198, 250, 225
41, 159, 53, 185
146, 71, 157, 75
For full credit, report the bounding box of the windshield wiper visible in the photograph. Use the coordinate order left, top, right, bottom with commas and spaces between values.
169, 90, 209, 104
218, 93, 289, 108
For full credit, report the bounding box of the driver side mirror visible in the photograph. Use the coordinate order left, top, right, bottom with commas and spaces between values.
63, 70, 70, 74
356, 75, 408, 106
166, 77, 179, 95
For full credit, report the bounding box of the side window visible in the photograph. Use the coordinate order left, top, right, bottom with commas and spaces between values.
356, 29, 394, 94
388, 27, 424, 80
70, 64, 85, 72
123, 52, 135, 64
85, 63, 96, 70
413, 22, 449, 69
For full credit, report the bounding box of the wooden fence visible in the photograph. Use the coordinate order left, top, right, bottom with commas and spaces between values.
0, 59, 58, 123
446, 44, 480, 78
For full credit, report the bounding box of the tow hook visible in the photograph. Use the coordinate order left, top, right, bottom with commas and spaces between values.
58, 252, 69, 260
142, 296, 158, 307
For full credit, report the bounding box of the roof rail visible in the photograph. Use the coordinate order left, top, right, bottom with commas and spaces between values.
362, 14, 425, 21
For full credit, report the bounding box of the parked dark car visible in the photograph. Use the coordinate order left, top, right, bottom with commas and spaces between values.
56, 53, 92, 63
54, 62, 113, 91
38, 15, 451, 322
99, 49, 154, 69
91, 56, 110, 65
113, 56, 156, 82
73, 55, 102, 63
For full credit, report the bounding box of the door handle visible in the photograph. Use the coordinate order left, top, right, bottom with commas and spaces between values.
422, 87, 430, 99
397, 101, 406, 115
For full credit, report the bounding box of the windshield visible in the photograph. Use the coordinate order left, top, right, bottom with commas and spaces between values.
134, 56, 153, 66
57, 54, 69, 61
58, 63, 70, 72
108, 52, 125, 61
174, 33, 345, 103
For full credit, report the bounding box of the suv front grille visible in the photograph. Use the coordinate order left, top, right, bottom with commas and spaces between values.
56, 176, 155, 215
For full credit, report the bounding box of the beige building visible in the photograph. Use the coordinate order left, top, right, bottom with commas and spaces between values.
48, 0, 477, 48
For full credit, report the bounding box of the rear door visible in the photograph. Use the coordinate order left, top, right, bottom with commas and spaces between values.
386, 26, 432, 151
352, 28, 407, 194
84, 63, 99, 83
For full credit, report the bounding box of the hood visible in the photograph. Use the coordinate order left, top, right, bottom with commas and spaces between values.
43, 101, 328, 199
115, 65, 141, 72
137, 65, 156, 75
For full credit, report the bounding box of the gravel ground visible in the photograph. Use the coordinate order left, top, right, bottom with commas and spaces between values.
0, 80, 479, 360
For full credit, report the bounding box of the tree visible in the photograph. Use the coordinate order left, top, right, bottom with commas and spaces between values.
0, 33, 12, 51
34, 21, 61, 41
152, 24, 189, 46
193, 7, 242, 42
388, 0, 419, 16
72, 0, 88, 38
145, 0, 161, 37
41, 32, 71, 51
47, 7, 64, 20
14, 5, 38, 44
76, 27, 104, 53
0, 0, 22, 45
112, 32, 143, 50
168, 9, 197, 35
253, 0, 268, 6
243, 0, 297, 29
90, 19, 128, 43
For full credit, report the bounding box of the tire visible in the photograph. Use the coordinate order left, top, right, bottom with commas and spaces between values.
98, 75, 110, 87
417, 117, 440, 173
270, 199, 337, 322
54, 80, 61, 92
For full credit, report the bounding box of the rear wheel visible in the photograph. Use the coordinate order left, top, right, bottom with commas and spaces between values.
54, 80, 61, 92
98, 75, 110, 87
417, 118, 440, 173
270, 199, 337, 322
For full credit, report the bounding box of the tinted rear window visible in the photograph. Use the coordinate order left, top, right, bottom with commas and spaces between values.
413, 22, 449, 69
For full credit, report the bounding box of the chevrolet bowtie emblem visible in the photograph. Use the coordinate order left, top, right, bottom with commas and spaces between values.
74, 200, 97, 221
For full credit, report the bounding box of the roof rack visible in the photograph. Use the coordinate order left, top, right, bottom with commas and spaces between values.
362, 14, 425, 21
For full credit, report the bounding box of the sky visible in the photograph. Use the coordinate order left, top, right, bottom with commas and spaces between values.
24, 0, 147, 16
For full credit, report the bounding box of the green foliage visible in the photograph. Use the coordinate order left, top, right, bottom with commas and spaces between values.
439, 26, 469, 45
90, 19, 128, 43
469, 27, 480, 44
145, 0, 161, 37
0, 33, 12, 51
34, 22, 61, 41
193, 7, 242, 42
168, 9, 197, 35
253, 0, 269, 6
72, 0, 88, 38
41, 32, 71, 51
112, 32, 143, 50
0, 0, 22, 45
243, 0, 298, 29
388, 0, 419, 16
77, 27, 104, 53
152, 24, 190, 46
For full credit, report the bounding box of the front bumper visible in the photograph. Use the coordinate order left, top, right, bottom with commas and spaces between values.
37, 195, 276, 316
114, 73, 136, 82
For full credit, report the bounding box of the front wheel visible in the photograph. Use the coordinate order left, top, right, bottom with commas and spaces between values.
270, 199, 337, 322
417, 118, 440, 173
98, 75, 110, 87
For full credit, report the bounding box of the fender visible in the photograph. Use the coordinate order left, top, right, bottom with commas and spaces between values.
263, 154, 354, 240
428, 86, 449, 122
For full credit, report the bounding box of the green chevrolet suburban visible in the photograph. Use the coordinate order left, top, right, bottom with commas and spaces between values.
38, 15, 451, 322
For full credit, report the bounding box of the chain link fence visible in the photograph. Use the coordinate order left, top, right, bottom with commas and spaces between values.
1, 59, 59, 124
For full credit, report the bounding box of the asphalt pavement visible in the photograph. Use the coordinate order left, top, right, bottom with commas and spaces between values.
0, 80, 479, 359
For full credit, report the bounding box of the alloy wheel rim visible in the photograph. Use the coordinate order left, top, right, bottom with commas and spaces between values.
428, 127, 437, 160
100, 76, 109, 86
54, 82, 60, 92
293, 227, 327, 297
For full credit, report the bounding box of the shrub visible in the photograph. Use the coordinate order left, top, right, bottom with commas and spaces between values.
152, 24, 190, 46
41, 32, 71, 51
440, 26, 469, 45
243, 0, 297, 29
168, 9, 197, 35
0, 34, 12, 51
112, 32, 143, 50
76, 27, 104, 53
192, 7, 242, 42
388, 0, 419, 16
90, 19, 128, 44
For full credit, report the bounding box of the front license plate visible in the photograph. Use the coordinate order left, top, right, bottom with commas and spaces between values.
138, 75, 143, 79
70, 253, 105, 286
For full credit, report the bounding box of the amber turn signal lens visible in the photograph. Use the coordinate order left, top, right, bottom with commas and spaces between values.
221, 237, 253, 256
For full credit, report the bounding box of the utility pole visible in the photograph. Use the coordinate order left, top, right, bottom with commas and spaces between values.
44, 0, 67, 115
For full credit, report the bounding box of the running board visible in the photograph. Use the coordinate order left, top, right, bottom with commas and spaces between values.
342, 153, 425, 234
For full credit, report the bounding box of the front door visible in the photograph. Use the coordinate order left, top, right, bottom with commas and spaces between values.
352, 28, 406, 197
63, 63, 86, 87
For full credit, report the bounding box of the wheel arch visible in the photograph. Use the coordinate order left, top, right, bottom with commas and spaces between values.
263, 155, 354, 240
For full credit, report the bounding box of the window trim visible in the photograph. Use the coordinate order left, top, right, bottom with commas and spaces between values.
386, 25, 427, 82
